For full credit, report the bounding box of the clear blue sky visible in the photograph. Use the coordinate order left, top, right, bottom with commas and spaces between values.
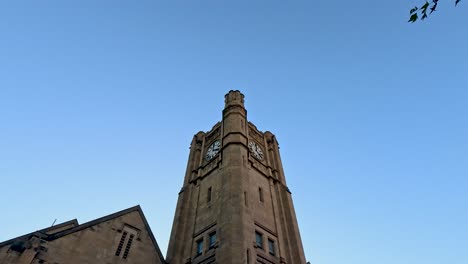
1, 1, 467, 263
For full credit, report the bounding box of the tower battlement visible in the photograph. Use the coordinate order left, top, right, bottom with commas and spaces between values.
224, 90, 245, 109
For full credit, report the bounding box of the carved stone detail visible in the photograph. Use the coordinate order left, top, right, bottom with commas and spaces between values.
199, 156, 221, 178
205, 123, 221, 144
249, 156, 269, 176
248, 123, 264, 145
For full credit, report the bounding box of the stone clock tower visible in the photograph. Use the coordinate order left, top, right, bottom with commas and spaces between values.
166, 91, 306, 264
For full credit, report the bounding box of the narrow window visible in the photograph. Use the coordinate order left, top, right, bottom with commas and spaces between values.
196, 239, 203, 256
268, 239, 275, 256
207, 187, 212, 203
115, 226, 139, 260
115, 231, 128, 256
259, 187, 264, 202
255, 231, 263, 249
244, 191, 248, 207
209, 232, 217, 249
122, 234, 134, 259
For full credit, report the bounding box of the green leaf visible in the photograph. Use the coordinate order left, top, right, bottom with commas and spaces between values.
410, 6, 419, 14
430, 3, 438, 14
421, 1, 430, 10
408, 13, 418, 22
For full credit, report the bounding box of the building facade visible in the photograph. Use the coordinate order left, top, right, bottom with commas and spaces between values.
166, 91, 306, 264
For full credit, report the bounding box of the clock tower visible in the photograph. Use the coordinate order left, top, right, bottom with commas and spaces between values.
166, 91, 306, 264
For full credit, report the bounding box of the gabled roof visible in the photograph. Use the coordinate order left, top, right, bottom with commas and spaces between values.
0, 205, 166, 264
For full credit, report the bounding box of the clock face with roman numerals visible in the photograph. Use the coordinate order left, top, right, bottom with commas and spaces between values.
206, 140, 221, 161
248, 141, 264, 160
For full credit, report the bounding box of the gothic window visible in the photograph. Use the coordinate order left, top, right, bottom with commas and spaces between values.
268, 239, 276, 256
115, 225, 139, 259
209, 231, 217, 249
255, 231, 263, 249
258, 187, 264, 202
196, 238, 203, 256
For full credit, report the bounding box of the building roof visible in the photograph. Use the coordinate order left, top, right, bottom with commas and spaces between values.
0, 205, 166, 263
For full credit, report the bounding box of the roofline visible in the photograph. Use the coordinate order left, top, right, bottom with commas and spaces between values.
47, 205, 166, 263
0, 219, 78, 247
0, 206, 166, 263
137, 205, 167, 264
47, 206, 142, 239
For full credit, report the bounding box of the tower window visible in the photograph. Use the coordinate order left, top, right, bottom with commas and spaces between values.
196, 238, 203, 256
209, 232, 217, 249
268, 239, 275, 256
207, 187, 212, 203
259, 187, 264, 202
255, 231, 263, 249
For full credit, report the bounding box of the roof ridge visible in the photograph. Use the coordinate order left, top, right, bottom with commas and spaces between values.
47, 205, 142, 240
0, 218, 78, 247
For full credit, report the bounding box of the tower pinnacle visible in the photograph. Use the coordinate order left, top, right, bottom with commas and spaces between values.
224, 90, 245, 109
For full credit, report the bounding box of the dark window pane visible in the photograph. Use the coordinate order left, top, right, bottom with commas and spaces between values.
209, 232, 217, 248
268, 239, 275, 256
196, 239, 203, 255
255, 232, 263, 249
207, 187, 212, 203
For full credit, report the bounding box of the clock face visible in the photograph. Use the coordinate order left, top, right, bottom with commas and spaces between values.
206, 140, 221, 161
248, 141, 264, 160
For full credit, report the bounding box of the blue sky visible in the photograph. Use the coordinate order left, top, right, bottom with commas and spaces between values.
1, 1, 467, 263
